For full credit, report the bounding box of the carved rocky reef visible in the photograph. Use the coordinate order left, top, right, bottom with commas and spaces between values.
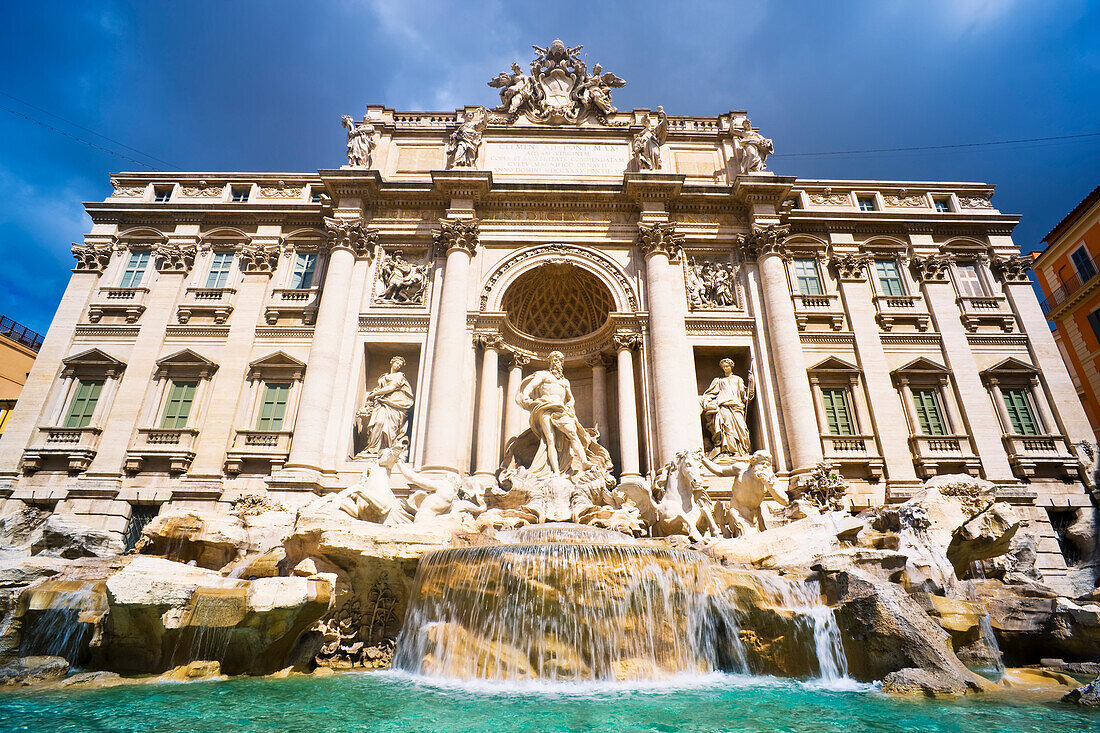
0, 474, 1095, 698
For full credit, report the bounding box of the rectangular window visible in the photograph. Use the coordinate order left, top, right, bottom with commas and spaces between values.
64, 379, 104, 428
256, 382, 290, 431
1087, 309, 1100, 344
934, 197, 952, 213
159, 380, 197, 429
955, 263, 985, 297
123, 504, 160, 552
119, 251, 150, 288
1002, 388, 1040, 435
794, 258, 823, 295
153, 186, 172, 203
875, 259, 906, 296
205, 251, 234, 289
857, 195, 876, 212
310, 188, 324, 203
231, 186, 250, 203
289, 253, 317, 289
912, 388, 948, 436
821, 387, 855, 436
1071, 246, 1096, 282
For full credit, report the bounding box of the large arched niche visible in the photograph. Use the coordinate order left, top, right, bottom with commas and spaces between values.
480, 244, 638, 315
502, 263, 614, 340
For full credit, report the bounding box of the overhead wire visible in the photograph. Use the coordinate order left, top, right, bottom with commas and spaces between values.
772, 132, 1100, 159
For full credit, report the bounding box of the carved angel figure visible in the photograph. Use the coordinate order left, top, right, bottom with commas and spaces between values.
738, 119, 773, 174
378, 252, 427, 304
341, 115, 376, 168
577, 63, 625, 115
447, 107, 488, 168
489, 63, 537, 115
632, 106, 668, 171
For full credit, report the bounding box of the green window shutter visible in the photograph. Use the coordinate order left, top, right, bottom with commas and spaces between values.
160, 381, 197, 429
1002, 389, 1040, 435
875, 259, 905, 297
912, 388, 947, 436
64, 380, 104, 428
256, 382, 290, 431
794, 258, 822, 295
821, 388, 854, 436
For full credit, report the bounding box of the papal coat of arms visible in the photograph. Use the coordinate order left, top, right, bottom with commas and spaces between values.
488, 39, 625, 125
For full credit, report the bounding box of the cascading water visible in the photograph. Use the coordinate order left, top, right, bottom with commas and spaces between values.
393, 524, 850, 683
19, 581, 108, 666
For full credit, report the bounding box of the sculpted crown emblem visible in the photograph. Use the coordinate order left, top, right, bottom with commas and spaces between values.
488, 39, 625, 125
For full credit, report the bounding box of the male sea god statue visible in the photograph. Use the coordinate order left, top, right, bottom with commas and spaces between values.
356, 356, 414, 457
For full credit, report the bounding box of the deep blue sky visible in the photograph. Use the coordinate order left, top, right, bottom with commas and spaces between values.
1, 1, 1097, 334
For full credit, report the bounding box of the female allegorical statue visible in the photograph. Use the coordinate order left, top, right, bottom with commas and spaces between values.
700, 357, 755, 458
356, 356, 415, 457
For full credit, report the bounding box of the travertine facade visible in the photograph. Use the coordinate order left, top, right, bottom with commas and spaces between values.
0, 43, 1093, 581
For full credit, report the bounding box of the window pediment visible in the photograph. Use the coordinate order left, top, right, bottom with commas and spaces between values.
247, 352, 306, 382
154, 349, 219, 379
980, 357, 1038, 385
61, 348, 126, 379
808, 356, 859, 374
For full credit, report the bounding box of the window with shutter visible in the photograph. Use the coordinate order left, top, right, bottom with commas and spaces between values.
160, 381, 197, 429
954, 263, 985, 297
64, 380, 104, 428
256, 382, 291, 431
1071, 246, 1096, 282
821, 388, 854, 436
1002, 388, 1040, 435
794, 258, 823, 295
912, 388, 948, 436
875, 259, 906, 296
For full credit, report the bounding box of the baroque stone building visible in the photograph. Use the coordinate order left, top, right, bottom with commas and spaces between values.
0, 43, 1093, 582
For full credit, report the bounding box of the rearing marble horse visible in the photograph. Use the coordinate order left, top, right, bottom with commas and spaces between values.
627, 450, 721, 542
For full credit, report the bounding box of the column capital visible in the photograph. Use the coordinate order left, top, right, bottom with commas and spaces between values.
991, 254, 1033, 283
153, 241, 198, 273
637, 222, 683, 260
324, 216, 378, 259
585, 352, 614, 369
473, 331, 503, 350
508, 352, 531, 368
433, 218, 480, 257
911, 253, 955, 282
71, 242, 112, 273
736, 224, 790, 261
238, 243, 282, 275
829, 252, 874, 281
612, 332, 643, 351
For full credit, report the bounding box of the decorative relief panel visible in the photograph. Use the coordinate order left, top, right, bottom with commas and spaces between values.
883, 193, 928, 208
374, 249, 430, 305
110, 179, 146, 198
958, 195, 993, 209
259, 183, 304, 198
180, 183, 225, 198
807, 192, 850, 206
684, 255, 739, 309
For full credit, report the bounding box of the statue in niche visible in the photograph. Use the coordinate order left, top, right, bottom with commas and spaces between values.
500, 351, 613, 479
686, 258, 737, 309
632, 107, 668, 171
355, 356, 414, 458
488, 63, 536, 116
378, 252, 428, 304
341, 115, 377, 168
446, 107, 489, 168
738, 119, 773, 174
700, 357, 755, 458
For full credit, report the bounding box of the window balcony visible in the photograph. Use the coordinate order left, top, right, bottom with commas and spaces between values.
957, 295, 1016, 333
908, 434, 982, 479
873, 294, 930, 331
264, 288, 318, 325
223, 430, 293, 475
124, 428, 199, 474
1002, 433, 1079, 480
821, 434, 883, 479
792, 293, 845, 331
87, 287, 149, 324
1044, 252, 1100, 311
22, 426, 103, 473
176, 287, 236, 324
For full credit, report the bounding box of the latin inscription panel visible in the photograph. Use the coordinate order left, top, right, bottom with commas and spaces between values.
485, 141, 629, 177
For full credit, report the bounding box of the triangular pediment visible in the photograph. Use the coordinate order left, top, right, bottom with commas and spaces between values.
892, 357, 949, 376
980, 357, 1038, 377
62, 348, 125, 369
155, 349, 218, 370
808, 356, 859, 373
249, 352, 306, 370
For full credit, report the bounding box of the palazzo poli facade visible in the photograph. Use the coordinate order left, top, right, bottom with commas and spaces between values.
0, 42, 1093, 581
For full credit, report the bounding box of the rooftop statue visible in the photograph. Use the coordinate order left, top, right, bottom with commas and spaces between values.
632, 106, 668, 170
488, 39, 625, 124
340, 114, 377, 168
738, 118, 773, 174
446, 107, 489, 168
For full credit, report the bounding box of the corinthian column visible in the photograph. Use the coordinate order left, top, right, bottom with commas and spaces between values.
613, 333, 642, 481
639, 223, 703, 465
745, 225, 823, 475
286, 217, 376, 473
421, 219, 479, 472
503, 353, 529, 444
586, 353, 609, 437
473, 331, 503, 478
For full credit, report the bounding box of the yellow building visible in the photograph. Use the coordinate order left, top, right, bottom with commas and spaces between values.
0, 317, 42, 435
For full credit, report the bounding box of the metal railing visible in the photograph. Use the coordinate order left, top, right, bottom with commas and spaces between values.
0, 316, 44, 351
1042, 253, 1100, 313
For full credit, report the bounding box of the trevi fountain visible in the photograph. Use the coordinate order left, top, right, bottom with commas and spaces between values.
0, 41, 1098, 732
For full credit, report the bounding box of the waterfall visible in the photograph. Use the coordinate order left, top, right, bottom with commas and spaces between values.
965, 573, 1005, 678
393, 524, 850, 683
20, 581, 108, 667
